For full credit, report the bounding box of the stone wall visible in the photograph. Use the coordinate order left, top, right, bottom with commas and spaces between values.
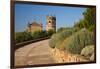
50, 48, 88, 63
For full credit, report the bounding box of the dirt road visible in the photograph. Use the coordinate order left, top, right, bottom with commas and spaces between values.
15, 39, 55, 66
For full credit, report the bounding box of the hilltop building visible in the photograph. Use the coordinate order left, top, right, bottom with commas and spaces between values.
27, 15, 56, 32
46, 15, 56, 31
27, 21, 42, 32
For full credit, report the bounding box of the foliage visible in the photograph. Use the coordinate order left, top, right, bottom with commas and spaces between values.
81, 45, 94, 57
15, 30, 54, 44
49, 7, 95, 56
83, 8, 96, 31
47, 29, 56, 36
15, 32, 32, 43
62, 28, 94, 54
49, 27, 78, 49
49, 34, 57, 48
74, 8, 96, 31
57, 27, 66, 33
74, 19, 84, 29
31, 30, 47, 39
55, 29, 73, 49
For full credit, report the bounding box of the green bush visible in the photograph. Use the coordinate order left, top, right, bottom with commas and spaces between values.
47, 29, 56, 36
15, 30, 54, 44
81, 45, 94, 57
57, 27, 79, 34
73, 8, 96, 32
57, 27, 66, 33
15, 32, 32, 43
55, 29, 73, 49
49, 28, 75, 49
31, 31, 47, 39
62, 28, 94, 54
49, 34, 57, 48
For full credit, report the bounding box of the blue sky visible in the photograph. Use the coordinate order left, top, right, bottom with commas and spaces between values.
15, 3, 86, 32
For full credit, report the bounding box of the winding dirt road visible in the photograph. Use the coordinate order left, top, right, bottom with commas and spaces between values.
15, 39, 55, 66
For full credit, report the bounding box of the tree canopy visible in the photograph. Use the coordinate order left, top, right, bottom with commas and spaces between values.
74, 7, 96, 31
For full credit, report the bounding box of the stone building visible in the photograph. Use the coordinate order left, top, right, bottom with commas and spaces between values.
27, 21, 42, 32
46, 15, 56, 31
27, 15, 56, 32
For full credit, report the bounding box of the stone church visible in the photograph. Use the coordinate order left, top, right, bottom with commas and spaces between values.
27, 15, 56, 32
27, 21, 42, 32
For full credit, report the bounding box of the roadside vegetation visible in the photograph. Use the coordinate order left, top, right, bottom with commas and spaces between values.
49, 8, 95, 61
15, 30, 55, 44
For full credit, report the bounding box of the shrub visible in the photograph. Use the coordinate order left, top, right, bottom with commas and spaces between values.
57, 27, 66, 33
55, 29, 73, 49
62, 28, 94, 54
57, 27, 79, 34
31, 31, 43, 39
15, 32, 32, 43
49, 28, 75, 49
81, 45, 94, 57
47, 30, 56, 37
49, 34, 57, 48
15, 30, 54, 44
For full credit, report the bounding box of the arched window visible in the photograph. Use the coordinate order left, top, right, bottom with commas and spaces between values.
49, 21, 51, 23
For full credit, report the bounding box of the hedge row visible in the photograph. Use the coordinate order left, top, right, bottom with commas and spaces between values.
15, 30, 55, 44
